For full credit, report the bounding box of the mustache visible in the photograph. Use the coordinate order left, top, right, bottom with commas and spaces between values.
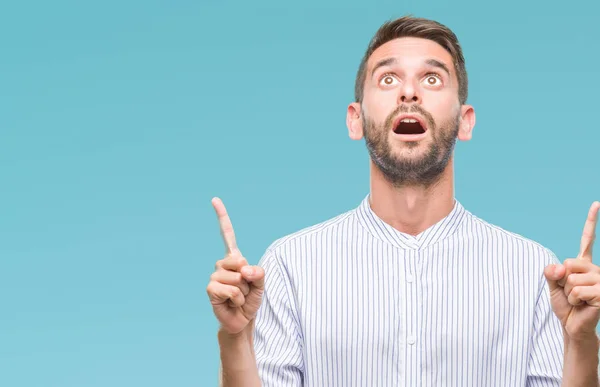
385, 104, 436, 130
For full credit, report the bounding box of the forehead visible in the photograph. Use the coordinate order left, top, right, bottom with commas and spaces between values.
367, 37, 454, 72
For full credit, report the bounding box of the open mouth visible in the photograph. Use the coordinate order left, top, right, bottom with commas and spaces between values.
393, 118, 426, 135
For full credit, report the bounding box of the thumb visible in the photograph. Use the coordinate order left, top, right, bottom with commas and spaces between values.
240, 266, 265, 314
544, 264, 566, 293
241, 265, 265, 290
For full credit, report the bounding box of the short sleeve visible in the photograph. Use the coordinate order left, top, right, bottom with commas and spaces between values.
253, 250, 304, 386
526, 249, 564, 386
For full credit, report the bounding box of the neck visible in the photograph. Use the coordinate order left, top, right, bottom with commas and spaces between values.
369, 157, 456, 236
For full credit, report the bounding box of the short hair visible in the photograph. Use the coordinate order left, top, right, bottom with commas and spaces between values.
354, 15, 468, 105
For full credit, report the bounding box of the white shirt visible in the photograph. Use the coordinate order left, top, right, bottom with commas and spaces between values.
254, 195, 564, 386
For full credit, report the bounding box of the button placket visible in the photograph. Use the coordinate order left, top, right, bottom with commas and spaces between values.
407, 249, 417, 346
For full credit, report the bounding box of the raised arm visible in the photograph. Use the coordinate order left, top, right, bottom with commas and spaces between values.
207, 197, 265, 387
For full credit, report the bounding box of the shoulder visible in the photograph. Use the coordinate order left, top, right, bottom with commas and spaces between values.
258, 205, 358, 265
266, 208, 356, 253
464, 209, 560, 265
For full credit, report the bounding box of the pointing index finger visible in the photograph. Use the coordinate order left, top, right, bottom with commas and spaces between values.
579, 201, 600, 261
212, 197, 239, 254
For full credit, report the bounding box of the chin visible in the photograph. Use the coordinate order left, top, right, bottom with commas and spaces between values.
393, 144, 429, 159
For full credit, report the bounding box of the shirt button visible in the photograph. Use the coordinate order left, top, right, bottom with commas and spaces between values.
407, 335, 416, 345
406, 274, 414, 283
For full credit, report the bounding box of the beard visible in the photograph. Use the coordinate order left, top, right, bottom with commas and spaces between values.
363, 104, 460, 189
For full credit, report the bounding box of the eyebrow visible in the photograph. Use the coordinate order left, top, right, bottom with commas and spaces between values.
370, 57, 397, 78
425, 59, 451, 77
370, 57, 452, 78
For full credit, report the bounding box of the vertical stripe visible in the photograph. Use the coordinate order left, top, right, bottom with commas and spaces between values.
252, 195, 565, 386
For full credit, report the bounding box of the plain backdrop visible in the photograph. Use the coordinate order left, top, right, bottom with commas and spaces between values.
1, 0, 599, 386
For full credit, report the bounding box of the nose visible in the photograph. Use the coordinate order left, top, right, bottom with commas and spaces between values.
400, 94, 419, 103
398, 81, 420, 104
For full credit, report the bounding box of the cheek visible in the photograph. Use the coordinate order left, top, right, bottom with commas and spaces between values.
425, 99, 459, 124
364, 106, 395, 129
364, 90, 398, 114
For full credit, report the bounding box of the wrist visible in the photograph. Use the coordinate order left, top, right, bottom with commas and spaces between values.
567, 332, 600, 349
218, 321, 256, 372
218, 321, 255, 344
217, 321, 261, 386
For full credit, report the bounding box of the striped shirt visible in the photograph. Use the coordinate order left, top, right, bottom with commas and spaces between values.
253, 194, 564, 386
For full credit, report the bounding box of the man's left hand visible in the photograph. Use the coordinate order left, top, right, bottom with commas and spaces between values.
544, 201, 600, 342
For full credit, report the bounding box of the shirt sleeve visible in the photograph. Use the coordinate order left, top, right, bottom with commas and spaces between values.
253, 249, 304, 386
526, 249, 564, 387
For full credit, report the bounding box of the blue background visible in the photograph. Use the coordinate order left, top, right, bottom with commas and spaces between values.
1, 0, 598, 386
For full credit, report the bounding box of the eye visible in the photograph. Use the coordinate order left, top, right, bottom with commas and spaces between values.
423, 73, 442, 87
379, 73, 399, 87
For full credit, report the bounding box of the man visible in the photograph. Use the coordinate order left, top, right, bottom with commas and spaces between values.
207, 15, 600, 386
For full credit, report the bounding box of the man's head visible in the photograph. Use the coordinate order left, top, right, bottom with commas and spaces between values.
346, 16, 476, 188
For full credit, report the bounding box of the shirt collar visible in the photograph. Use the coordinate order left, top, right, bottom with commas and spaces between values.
355, 193, 468, 250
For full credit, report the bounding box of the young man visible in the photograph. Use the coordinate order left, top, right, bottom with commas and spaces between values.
207, 16, 600, 386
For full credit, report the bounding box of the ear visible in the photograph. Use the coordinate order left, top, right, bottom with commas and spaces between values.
347, 102, 363, 140
457, 104, 476, 141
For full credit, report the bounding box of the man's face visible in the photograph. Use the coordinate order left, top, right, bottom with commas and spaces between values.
348, 37, 474, 188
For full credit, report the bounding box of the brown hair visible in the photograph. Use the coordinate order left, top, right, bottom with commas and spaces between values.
354, 15, 468, 105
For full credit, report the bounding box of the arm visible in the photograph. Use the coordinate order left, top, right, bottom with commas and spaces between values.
207, 198, 303, 386
219, 322, 261, 387
216, 248, 305, 387
562, 331, 600, 387
253, 250, 304, 386
208, 198, 265, 387
559, 201, 600, 386
527, 265, 565, 386
530, 202, 600, 386
539, 244, 600, 386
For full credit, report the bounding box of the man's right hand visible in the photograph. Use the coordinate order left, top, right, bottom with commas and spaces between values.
207, 197, 265, 336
